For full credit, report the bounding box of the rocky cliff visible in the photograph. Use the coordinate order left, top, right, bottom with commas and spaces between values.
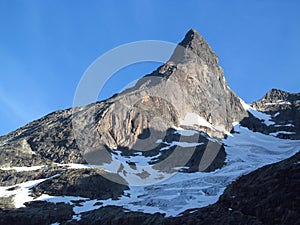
240, 88, 300, 139
0, 29, 249, 174
0, 29, 299, 225
95, 29, 247, 150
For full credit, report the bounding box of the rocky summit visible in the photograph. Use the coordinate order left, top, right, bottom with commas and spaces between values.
0, 29, 299, 225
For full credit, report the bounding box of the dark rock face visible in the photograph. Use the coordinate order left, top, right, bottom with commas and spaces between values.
78, 152, 299, 225
241, 88, 300, 139
31, 169, 129, 200
0, 109, 84, 166
0, 167, 65, 187
0, 201, 74, 225
78, 206, 165, 225
219, 151, 300, 225
251, 88, 300, 112
1, 152, 298, 225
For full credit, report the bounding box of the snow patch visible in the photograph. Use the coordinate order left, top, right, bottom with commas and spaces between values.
174, 129, 199, 136
82, 125, 299, 217
72, 214, 82, 221
2, 141, 9, 146
102, 139, 205, 186
0, 165, 44, 172
180, 113, 231, 135
160, 141, 204, 150
265, 101, 291, 106
73, 199, 102, 214
274, 123, 295, 127
273, 112, 280, 117
232, 122, 239, 126
181, 113, 213, 128
269, 131, 296, 136
3, 126, 299, 217
240, 100, 275, 126
35, 194, 102, 216
55, 163, 103, 169
0, 174, 60, 208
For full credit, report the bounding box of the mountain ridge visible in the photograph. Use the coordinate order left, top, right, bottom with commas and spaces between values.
0, 29, 299, 225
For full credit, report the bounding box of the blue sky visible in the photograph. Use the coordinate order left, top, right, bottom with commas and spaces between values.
0, 0, 300, 135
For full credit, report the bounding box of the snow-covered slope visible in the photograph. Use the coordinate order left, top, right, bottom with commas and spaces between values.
240, 99, 275, 126
1, 123, 299, 219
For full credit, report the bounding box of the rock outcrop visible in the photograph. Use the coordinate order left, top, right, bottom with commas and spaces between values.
1, 151, 298, 225
93, 29, 247, 152
241, 88, 300, 139
251, 88, 300, 113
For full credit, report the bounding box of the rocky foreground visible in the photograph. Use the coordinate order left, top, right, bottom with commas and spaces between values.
0, 151, 299, 225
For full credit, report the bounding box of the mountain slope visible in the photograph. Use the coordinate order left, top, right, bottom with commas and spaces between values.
0, 29, 247, 169
1, 143, 298, 225
0, 29, 299, 225
78, 151, 300, 225
240, 89, 300, 139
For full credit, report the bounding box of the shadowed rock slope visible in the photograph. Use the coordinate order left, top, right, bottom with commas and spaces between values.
0, 151, 298, 225
241, 89, 300, 139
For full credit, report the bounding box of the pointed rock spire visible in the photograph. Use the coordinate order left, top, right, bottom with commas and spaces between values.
170, 28, 218, 67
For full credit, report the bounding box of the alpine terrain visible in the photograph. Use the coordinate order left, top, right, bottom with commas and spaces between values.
0, 29, 299, 225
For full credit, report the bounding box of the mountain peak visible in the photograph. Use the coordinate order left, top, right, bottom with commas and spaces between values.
170, 28, 218, 66
182, 28, 201, 42
251, 88, 300, 112
181, 28, 206, 44
268, 88, 288, 94
263, 88, 290, 102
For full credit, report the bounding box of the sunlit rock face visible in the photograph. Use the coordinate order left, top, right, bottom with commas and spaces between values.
0, 29, 247, 169
95, 29, 247, 153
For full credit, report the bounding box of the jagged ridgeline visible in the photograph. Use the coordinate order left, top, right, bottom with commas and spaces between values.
0, 29, 248, 176
0, 29, 299, 225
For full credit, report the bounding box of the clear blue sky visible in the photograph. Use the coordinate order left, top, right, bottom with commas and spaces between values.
0, 0, 300, 135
